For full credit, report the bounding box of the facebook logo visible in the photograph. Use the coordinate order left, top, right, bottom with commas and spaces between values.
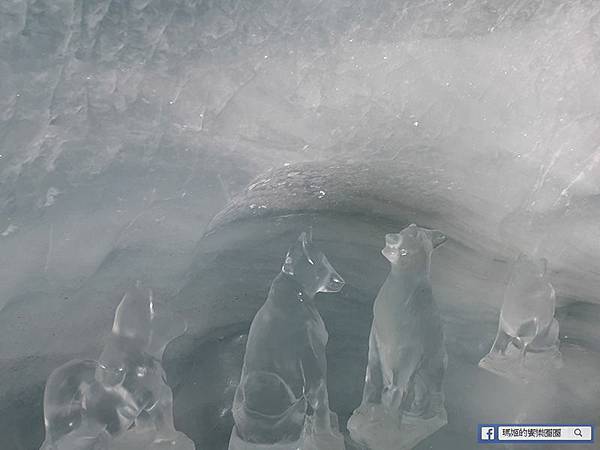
481, 426, 496, 441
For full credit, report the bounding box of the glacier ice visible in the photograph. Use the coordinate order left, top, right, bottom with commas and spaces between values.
39, 283, 195, 450
479, 253, 562, 382
229, 232, 345, 450
1, 0, 600, 449
348, 224, 447, 450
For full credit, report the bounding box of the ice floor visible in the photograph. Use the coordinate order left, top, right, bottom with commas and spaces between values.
1, 1, 600, 449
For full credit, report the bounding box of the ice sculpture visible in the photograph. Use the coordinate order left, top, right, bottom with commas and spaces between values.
40, 283, 195, 450
347, 224, 448, 450
229, 231, 346, 450
479, 253, 562, 382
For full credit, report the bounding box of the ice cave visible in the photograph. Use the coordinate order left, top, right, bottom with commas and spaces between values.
1, 1, 600, 449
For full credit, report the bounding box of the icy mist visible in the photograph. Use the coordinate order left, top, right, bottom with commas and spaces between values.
1, 1, 600, 449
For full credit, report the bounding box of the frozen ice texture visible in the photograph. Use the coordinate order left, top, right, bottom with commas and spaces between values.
2, 1, 600, 448
479, 253, 562, 382
39, 283, 195, 450
229, 232, 346, 450
348, 224, 448, 450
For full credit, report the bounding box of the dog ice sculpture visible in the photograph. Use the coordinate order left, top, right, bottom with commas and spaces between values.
348, 224, 448, 450
40, 283, 195, 450
229, 231, 346, 450
479, 253, 562, 382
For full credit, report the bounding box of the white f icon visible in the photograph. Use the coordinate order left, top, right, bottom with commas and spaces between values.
481, 427, 495, 441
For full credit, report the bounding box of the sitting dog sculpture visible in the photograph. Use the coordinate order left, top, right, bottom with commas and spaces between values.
479, 253, 562, 381
40, 283, 194, 450
229, 231, 346, 450
348, 224, 448, 450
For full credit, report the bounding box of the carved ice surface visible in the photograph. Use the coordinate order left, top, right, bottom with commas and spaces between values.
3, 1, 600, 448
40, 283, 195, 450
229, 232, 346, 450
348, 224, 448, 450
479, 253, 562, 382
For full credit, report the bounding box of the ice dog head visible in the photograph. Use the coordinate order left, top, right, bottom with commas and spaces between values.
282, 231, 345, 299
382, 224, 446, 272
96, 282, 187, 387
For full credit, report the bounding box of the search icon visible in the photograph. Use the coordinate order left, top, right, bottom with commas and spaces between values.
574, 428, 583, 437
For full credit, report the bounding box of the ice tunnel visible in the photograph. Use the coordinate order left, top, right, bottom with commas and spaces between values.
1, 1, 600, 449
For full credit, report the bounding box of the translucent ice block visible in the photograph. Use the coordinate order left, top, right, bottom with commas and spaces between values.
348, 224, 448, 450
479, 253, 562, 382
40, 283, 195, 450
229, 232, 346, 450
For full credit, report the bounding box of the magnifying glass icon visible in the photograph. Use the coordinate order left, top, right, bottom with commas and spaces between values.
574, 428, 583, 438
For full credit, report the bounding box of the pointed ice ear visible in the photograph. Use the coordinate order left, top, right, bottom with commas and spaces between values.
111, 283, 153, 342
426, 229, 447, 248
406, 223, 418, 237
282, 247, 296, 275
282, 232, 310, 274
300, 231, 315, 264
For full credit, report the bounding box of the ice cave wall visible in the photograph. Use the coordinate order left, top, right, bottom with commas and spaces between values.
1, 0, 600, 449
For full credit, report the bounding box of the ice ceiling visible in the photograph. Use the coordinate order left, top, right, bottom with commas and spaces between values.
1, 0, 600, 449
